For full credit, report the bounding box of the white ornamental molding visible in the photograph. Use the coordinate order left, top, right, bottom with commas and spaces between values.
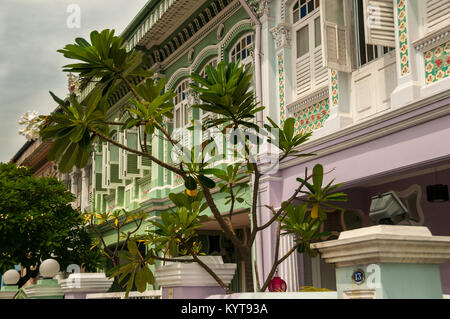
256, 0, 273, 17
412, 28, 450, 53
270, 23, 291, 51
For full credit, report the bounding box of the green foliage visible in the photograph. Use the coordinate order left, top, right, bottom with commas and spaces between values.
40, 90, 109, 173
296, 164, 348, 219
0, 163, 103, 274
58, 29, 149, 94
40, 29, 158, 173
211, 163, 249, 206
280, 164, 348, 257
39, 30, 349, 293
104, 191, 209, 297
124, 78, 176, 134
107, 241, 155, 297
264, 117, 315, 160
190, 60, 263, 132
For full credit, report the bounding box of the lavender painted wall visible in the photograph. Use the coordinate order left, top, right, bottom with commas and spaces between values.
281, 114, 450, 198
271, 106, 450, 293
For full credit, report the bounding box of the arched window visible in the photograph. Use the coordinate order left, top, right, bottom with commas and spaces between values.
229, 33, 254, 64
172, 79, 192, 166
292, 0, 320, 23
174, 79, 190, 130
200, 58, 218, 79
199, 58, 218, 120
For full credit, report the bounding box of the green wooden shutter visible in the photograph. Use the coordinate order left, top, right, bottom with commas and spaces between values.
122, 130, 141, 178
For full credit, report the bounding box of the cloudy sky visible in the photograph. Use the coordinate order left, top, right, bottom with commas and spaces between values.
0, 0, 148, 162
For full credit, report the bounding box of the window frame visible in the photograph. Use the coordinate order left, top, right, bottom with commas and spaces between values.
173, 79, 191, 131
229, 33, 254, 65
292, 6, 326, 99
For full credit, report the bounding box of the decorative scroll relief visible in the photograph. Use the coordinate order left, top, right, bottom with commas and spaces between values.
246, 0, 273, 17
424, 41, 450, 84
397, 0, 410, 76
270, 23, 291, 51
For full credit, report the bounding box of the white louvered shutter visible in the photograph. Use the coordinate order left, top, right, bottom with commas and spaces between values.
320, 0, 354, 72
363, 0, 395, 47
426, 0, 450, 33
296, 54, 312, 96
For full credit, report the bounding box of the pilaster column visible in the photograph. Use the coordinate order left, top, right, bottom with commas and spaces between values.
270, 22, 292, 126
390, 0, 422, 108
279, 233, 300, 291
70, 169, 80, 209
254, 174, 283, 291
258, 1, 277, 123
80, 166, 90, 212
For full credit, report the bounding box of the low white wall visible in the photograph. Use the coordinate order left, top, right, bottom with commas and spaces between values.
207, 292, 338, 299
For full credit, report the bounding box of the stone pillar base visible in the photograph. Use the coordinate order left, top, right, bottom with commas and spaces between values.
155, 256, 237, 299
312, 225, 450, 299
162, 286, 226, 299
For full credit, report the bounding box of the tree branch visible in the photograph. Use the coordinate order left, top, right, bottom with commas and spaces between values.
260, 240, 303, 292
89, 126, 184, 176
200, 183, 248, 258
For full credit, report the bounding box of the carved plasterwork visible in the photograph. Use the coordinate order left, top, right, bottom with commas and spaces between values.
270, 23, 291, 50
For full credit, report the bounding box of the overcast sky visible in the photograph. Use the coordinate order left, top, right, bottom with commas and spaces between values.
0, 0, 148, 162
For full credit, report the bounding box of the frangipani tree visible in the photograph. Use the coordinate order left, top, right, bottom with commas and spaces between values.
38, 29, 347, 296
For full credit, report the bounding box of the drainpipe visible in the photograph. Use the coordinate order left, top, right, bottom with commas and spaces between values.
238, 0, 265, 292
238, 0, 263, 127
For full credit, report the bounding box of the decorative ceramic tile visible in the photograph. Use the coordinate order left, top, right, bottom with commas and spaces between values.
424, 41, 450, 84
293, 98, 330, 135
278, 54, 286, 125
397, 0, 410, 76
331, 69, 338, 106
174, 173, 183, 187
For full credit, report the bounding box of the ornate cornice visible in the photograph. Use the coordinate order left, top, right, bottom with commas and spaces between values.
286, 85, 329, 114
412, 27, 450, 53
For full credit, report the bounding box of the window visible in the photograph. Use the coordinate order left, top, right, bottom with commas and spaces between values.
354, 0, 393, 67
293, 0, 320, 23
199, 58, 222, 164
200, 58, 218, 79
296, 25, 309, 58
293, 2, 327, 98
230, 34, 253, 64
174, 79, 190, 129
320, 0, 394, 72
173, 79, 192, 163
425, 0, 450, 33
174, 79, 189, 108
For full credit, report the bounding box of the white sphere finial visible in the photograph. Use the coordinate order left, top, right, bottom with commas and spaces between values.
39, 259, 60, 278
3, 269, 20, 285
